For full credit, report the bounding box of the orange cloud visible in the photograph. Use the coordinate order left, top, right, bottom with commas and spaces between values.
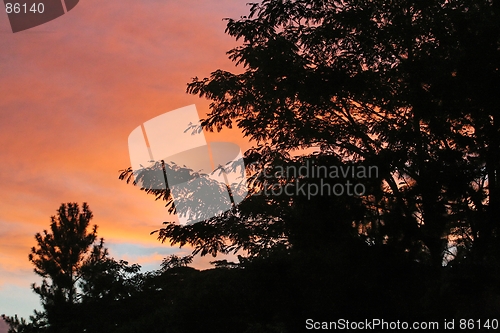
0, 0, 253, 319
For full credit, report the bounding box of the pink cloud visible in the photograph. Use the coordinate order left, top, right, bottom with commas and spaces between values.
0, 0, 253, 304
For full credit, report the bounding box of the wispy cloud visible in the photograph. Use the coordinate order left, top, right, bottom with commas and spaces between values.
0, 0, 251, 318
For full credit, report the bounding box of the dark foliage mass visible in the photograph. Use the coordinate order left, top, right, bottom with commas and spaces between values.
4, 0, 500, 332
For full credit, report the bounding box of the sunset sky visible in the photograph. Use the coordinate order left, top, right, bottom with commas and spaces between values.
0, 0, 253, 319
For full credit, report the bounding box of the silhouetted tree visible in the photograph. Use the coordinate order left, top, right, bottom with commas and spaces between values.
26, 203, 102, 331
160, 254, 194, 271
1, 313, 47, 333
2, 203, 143, 333
78, 253, 142, 302
115, 0, 500, 327
121, 0, 500, 268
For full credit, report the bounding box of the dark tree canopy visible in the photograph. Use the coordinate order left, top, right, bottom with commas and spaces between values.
29, 203, 98, 307
119, 0, 500, 270
80, 0, 500, 329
